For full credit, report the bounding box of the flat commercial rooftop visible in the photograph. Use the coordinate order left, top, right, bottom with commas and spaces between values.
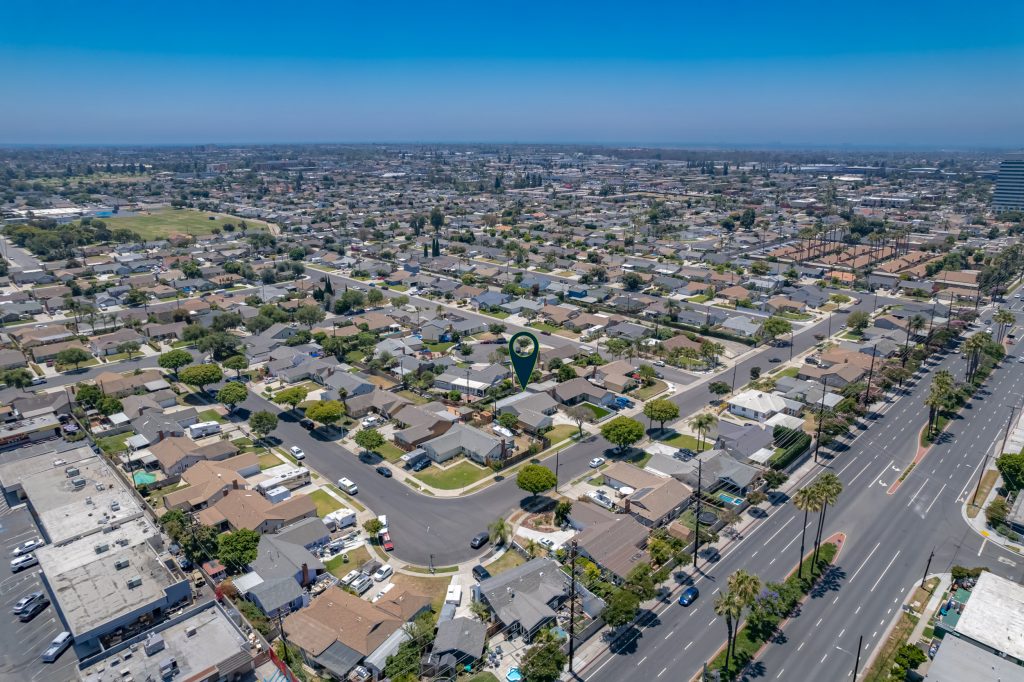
0, 442, 93, 494
955, 571, 1024, 662
79, 603, 254, 682
46, 542, 181, 637
20, 456, 143, 544
924, 635, 1024, 681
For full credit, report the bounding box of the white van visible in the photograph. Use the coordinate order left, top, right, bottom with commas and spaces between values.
351, 574, 373, 595
188, 421, 222, 438
376, 514, 388, 530
338, 477, 358, 495
372, 564, 393, 582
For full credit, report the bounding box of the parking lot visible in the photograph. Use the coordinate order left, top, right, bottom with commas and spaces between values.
0, 495, 77, 681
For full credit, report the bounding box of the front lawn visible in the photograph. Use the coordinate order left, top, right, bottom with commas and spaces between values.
545, 424, 578, 444
424, 341, 455, 353
395, 389, 429, 405
258, 452, 284, 470
581, 402, 610, 420
773, 366, 800, 378
529, 322, 564, 334
231, 437, 254, 452
633, 379, 667, 401
309, 489, 343, 517
325, 546, 371, 576
483, 310, 510, 319
414, 460, 490, 490
198, 409, 226, 424
390, 573, 451, 619
374, 441, 405, 462
344, 350, 365, 363
659, 432, 710, 452
96, 432, 133, 455
487, 550, 526, 576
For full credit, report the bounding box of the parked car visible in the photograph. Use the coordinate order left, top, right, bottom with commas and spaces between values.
339, 569, 361, 587
19, 597, 50, 622
299, 418, 315, 430
289, 446, 305, 460
40, 631, 73, 663
470, 532, 490, 549
372, 564, 393, 582
653, 360, 665, 367
10, 554, 38, 572
588, 457, 606, 468
678, 586, 700, 606
12, 592, 45, 616
472, 565, 491, 582
12, 538, 44, 556
380, 532, 394, 552
375, 465, 392, 478
361, 416, 382, 428
411, 458, 431, 472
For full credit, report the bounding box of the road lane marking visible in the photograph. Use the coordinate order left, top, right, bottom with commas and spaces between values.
797, 642, 805, 651
924, 484, 946, 514
906, 480, 928, 507
665, 630, 674, 639
685, 641, 693, 650
763, 516, 795, 546
658, 667, 667, 677
979, 539, 988, 556
640, 656, 647, 665
871, 550, 902, 592
839, 628, 846, 638
776, 669, 785, 678
848, 460, 873, 486
850, 542, 882, 583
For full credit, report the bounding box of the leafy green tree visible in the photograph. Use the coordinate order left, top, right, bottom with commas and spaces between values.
222, 354, 248, 378
690, 412, 716, 451
625, 563, 657, 601
354, 427, 384, 454
621, 272, 644, 291
429, 206, 444, 231
248, 410, 278, 445
273, 386, 309, 413
367, 288, 385, 306
497, 412, 519, 430
158, 349, 194, 378
363, 518, 383, 536
305, 400, 345, 430
117, 341, 141, 360
554, 500, 573, 526
986, 497, 1009, 526
636, 363, 657, 385
74, 382, 103, 407
602, 588, 641, 628
996, 452, 1024, 492
196, 331, 240, 360
762, 316, 793, 345
217, 529, 260, 572
891, 644, 927, 678
124, 289, 149, 307
55, 347, 92, 370
2, 368, 33, 392
179, 363, 223, 394
600, 416, 645, 452
488, 517, 510, 545
295, 304, 326, 328
556, 364, 577, 382
516, 464, 558, 500
566, 404, 590, 439
642, 399, 679, 432
846, 310, 870, 332
520, 640, 567, 682
709, 381, 732, 398
96, 395, 123, 416
216, 382, 248, 412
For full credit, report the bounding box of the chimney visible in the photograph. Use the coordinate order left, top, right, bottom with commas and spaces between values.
301, 563, 309, 585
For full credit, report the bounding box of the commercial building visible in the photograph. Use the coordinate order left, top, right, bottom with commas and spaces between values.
993, 153, 1024, 212
934, 571, 1024, 668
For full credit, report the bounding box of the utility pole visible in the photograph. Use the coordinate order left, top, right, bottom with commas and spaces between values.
789, 330, 794, 361
974, 402, 1019, 506
852, 635, 863, 679
693, 459, 703, 571
862, 349, 876, 406
731, 364, 738, 392
276, 609, 289, 666
568, 539, 578, 673
922, 547, 935, 588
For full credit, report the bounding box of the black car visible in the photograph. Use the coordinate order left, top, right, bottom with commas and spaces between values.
299, 418, 315, 430
411, 458, 431, 472
18, 597, 50, 622
472, 565, 491, 582
470, 532, 490, 549
375, 466, 392, 478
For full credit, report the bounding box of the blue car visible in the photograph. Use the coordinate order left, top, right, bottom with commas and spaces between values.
678, 586, 699, 606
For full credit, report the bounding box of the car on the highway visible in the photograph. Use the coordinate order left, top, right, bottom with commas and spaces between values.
10, 554, 38, 572
470, 532, 490, 549
472, 565, 491, 582
40, 631, 73, 663
375, 465, 392, 478
653, 360, 666, 367
18, 596, 50, 622
12, 538, 44, 556
12, 592, 46, 616
769, 357, 782, 363
678, 586, 699, 606
289, 446, 305, 460
589, 457, 605, 468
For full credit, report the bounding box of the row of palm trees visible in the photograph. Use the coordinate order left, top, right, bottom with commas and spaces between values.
792, 472, 844, 579
713, 569, 761, 678
924, 369, 957, 438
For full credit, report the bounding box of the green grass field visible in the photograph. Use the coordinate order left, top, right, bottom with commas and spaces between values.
414, 459, 490, 490
102, 208, 271, 240
309, 489, 343, 517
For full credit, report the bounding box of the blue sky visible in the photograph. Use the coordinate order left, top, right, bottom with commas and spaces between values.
1, 1, 1022, 146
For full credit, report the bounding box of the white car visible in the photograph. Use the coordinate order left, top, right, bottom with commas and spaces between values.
361, 416, 382, 428
40, 631, 73, 663
339, 569, 361, 587
538, 538, 556, 549
11, 554, 38, 572
289, 446, 305, 460
12, 538, 44, 556
372, 564, 393, 582
589, 457, 606, 468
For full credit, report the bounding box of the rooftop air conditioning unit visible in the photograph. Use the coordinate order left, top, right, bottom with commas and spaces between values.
126, 576, 143, 589
94, 543, 109, 554
65, 467, 79, 477
114, 558, 130, 570
72, 478, 86, 488
185, 625, 197, 637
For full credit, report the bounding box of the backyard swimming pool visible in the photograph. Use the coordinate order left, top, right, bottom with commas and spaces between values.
717, 491, 743, 506
133, 471, 157, 485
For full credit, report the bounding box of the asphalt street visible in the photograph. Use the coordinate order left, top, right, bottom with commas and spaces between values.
580, 307, 1024, 682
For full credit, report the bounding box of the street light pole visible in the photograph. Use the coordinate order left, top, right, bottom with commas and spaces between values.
568, 539, 578, 673
921, 547, 935, 588
693, 459, 703, 571
814, 377, 828, 464
852, 635, 863, 679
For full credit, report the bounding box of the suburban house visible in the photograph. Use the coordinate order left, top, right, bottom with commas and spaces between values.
147, 436, 239, 476
162, 454, 260, 511
551, 377, 615, 406
89, 328, 144, 356
727, 390, 800, 422
196, 488, 317, 534
30, 339, 90, 363
236, 532, 327, 617
94, 369, 169, 398
593, 359, 638, 393
494, 390, 559, 434
391, 403, 456, 449
283, 586, 431, 680
475, 558, 568, 642
574, 510, 652, 582
419, 423, 505, 465
425, 617, 487, 678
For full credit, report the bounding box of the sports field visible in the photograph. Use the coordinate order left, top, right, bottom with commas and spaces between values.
102, 208, 272, 239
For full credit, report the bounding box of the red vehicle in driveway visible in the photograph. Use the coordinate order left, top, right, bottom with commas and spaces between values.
380, 531, 394, 551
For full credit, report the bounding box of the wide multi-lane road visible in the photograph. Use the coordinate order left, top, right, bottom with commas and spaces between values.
580, 317, 1024, 681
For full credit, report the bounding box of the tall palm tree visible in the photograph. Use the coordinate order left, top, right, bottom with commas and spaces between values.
902, 314, 926, 365
792, 486, 822, 578
714, 590, 743, 675
925, 369, 955, 436
690, 412, 716, 451
811, 472, 844, 570
994, 309, 1015, 342
727, 569, 762, 610
963, 333, 990, 383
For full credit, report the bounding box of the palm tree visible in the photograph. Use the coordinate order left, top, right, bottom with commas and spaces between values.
811, 472, 843, 571
925, 369, 955, 436
488, 517, 509, 546
994, 309, 1015, 342
690, 412, 716, 451
963, 333, 989, 383
714, 590, 743, 675
792, 486, 822, 578
727, 569, 762, 610
902, 314, 926, 365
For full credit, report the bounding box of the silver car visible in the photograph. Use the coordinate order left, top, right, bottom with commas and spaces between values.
12, 592, 45, 615
41, 631, 73, 663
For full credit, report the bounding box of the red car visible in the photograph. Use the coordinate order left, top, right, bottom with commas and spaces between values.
380, 531, 394, 552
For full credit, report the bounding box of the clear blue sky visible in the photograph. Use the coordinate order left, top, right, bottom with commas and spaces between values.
1, 1, 1022, 147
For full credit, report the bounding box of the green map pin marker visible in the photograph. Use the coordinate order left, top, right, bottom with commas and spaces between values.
508, 331, 540, 392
